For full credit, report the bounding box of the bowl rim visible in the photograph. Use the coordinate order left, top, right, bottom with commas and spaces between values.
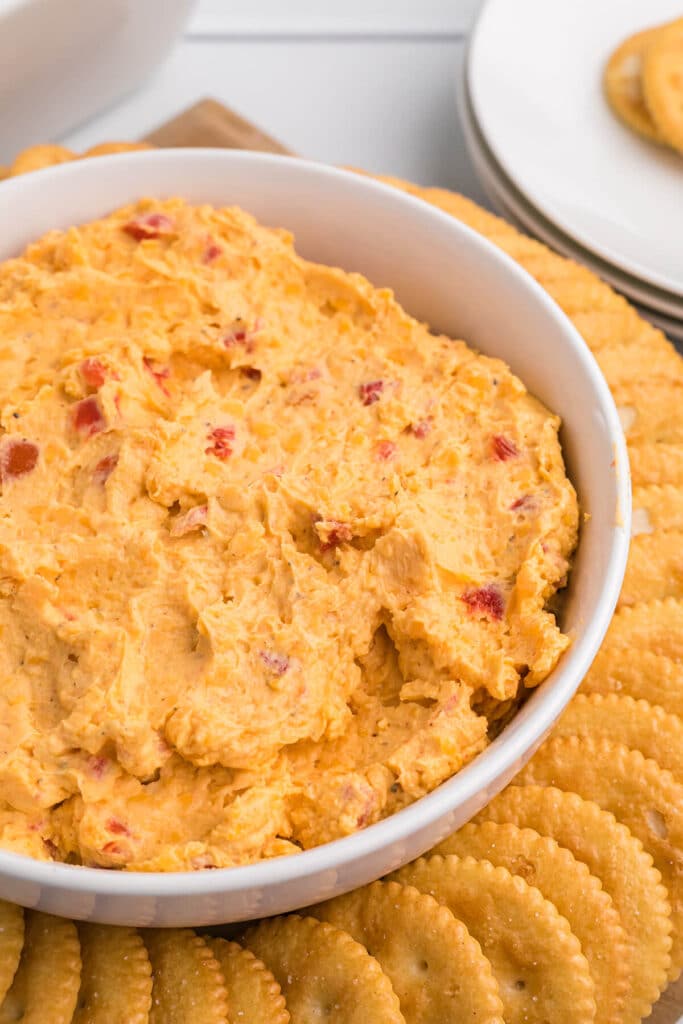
0, 148, 631, 900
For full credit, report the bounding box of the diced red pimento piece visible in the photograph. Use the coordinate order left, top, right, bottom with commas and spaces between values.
461, 583, 505, 621
122, 212, 175, 241
170, 504, 208, 537
43, 839, 59, 859
376, 440, 397, 461
319, 519, 353, 552
241, 367, 262, 381
223, 318, 261, 353
205, 425, 235, 460
93, 453, 118, 486
203, 240, 223, 264
0, 438, 39, 482
492, 434, 519, 461
260, 650, 290, 675
80, 357, 107, 390
410, 419, 431, 439
143, 356, 171, 397
106, 817, 131, 836
359, 380, 384, 406
71, 396, 106, 437
101, 841, 124, 856
510, 494, 535, 511
87, 755, 108, 778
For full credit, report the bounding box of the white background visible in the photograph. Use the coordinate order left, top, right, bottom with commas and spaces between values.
60, 0, 489, 206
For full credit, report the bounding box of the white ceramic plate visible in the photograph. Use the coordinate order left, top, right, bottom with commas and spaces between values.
458, 55, 683, 335
0, 150, 630, 926
468, 0, 683, 297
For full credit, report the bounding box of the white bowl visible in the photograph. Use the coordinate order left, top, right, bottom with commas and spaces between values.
0, 0, 196, 164
0, 150, 630, 926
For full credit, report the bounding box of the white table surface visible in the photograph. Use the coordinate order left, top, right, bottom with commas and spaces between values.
58, 2, 490, 210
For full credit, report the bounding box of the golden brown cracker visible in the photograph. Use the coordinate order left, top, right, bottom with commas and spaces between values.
632, 484, 683, 531
0, 911, 80, 1024
516, 734, 683, 977
615, 381, 683, 445
544, 276, 629, 317
10, 144, 75, 177
392, 854, 596, 1024
310, 879, 505, 1024
243, 914, 405, 1023
594, 335, 682, 388
73, 924, 152, 1024
604, 597, 683, 659
144, 929, 229, 1024
571, 307, 648, 351
476, 784, 672, 1021
643, 17, 683, 153
0, 901, 24, 1004
629, 443, 683, 486
436, 821, 629, 1024
619, 529, 683, 605
83, 143, 153, 157
604, 25, 666, 142
581, 645, 683, 718
206, 938, 289, 1024
554, 693, 683, 781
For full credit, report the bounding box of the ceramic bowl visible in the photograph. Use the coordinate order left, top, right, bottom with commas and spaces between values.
0, 150, 630, 925
0, 0, 196, 163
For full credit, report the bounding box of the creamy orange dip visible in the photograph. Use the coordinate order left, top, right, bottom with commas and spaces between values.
0, 199, 578, 870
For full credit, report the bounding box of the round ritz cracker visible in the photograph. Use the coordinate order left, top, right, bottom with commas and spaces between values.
603, 597, 683, 660
0, 911, 80, 1024
476, 784, 672, 1021
72, 924, 152, 1024
643, 17, 683, 153
582, 645, 683, 718
0, 901, 23, 1005
205, 938, 290, 1024
593, 333, 682, 389
615, 381, 683, 446
632, 484, 683, 533
629, 444, 683, 487
619, 529, 683, 605
517, 734, 683, 978
435, 821, 629, 1024
144, 929, 229, 1024
392, 854, 596, 1024
243, 914, 405, 1024
604, 24, 666, 142
555, 693, 683, 780
309, 879, 505, 1024
570, 307, 652, 351
9, 144, 76, 177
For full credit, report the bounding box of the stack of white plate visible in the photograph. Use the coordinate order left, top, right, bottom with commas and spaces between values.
461, 0, 683, 345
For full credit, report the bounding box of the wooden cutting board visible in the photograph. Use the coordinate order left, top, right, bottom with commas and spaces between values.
140, 95, 682, 1024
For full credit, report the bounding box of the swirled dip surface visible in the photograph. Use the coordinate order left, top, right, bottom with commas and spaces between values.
0, 199, 578, 870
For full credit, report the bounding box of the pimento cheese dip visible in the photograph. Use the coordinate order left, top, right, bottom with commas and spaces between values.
0, 199, 578, 870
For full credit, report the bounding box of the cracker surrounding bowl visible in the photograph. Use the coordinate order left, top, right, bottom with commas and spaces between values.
517, 735, 683, 977
393, 854, 597, 1024
438, 821, 629, 1024
476, 783, 673, 1020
